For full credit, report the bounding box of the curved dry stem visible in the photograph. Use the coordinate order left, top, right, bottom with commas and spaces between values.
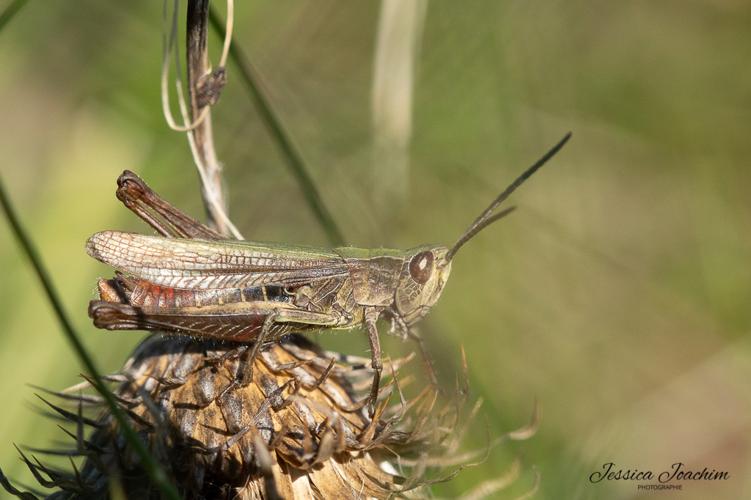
161, 0, 233, 133
159, 0, 242, 238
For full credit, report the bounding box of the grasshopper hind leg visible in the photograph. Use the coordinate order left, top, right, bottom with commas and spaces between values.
115, 170, 222, 240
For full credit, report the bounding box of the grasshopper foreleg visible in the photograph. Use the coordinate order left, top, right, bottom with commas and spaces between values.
390, 313, 440, 390
407, 328, 440, 390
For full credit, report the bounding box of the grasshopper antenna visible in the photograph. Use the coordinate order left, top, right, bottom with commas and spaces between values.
446, 132, 572, 261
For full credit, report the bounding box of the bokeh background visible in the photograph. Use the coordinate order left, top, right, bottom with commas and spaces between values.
1, 1, 750, 498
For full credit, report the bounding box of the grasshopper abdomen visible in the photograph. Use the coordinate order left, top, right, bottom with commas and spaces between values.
93, 277, 302, 342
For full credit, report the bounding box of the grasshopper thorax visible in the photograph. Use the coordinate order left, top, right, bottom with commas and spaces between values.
394, 246, 452, 326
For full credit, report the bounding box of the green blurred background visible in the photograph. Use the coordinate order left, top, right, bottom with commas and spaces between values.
1, 1, 750, 498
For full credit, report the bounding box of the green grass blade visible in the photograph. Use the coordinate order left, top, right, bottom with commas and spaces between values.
208, 7, 346, 247
0, 175, 180, 500
0, 0, 28, 33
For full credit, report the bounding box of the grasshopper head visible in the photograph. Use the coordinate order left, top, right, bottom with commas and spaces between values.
394, 246, 452, 326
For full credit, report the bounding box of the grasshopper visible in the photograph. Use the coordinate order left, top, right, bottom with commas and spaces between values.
87, 133, 570, 410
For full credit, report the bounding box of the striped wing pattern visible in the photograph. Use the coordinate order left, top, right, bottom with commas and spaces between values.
87, 231, 349, 289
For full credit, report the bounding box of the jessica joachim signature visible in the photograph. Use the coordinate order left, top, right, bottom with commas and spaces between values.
589, 462, 729, 484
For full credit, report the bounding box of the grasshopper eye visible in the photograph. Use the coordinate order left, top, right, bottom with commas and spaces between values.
409, 251, 434, 284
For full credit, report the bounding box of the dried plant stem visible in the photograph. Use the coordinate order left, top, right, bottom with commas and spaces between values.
208, 6, 346, 246
0, 176, 180, 500
184, 0, 242, 239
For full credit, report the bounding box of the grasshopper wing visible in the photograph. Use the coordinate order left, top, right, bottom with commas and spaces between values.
86, 231, 349, 289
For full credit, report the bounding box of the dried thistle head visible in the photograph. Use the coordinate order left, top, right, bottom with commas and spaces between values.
88, 334, 431, 499
2, 330, 491, 499
1, 331, 539, 499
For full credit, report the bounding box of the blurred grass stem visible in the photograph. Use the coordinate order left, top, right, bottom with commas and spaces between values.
372, 0, 427, 212
0, 0, 27, 33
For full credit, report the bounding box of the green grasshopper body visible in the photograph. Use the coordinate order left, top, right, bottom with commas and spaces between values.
87, 133, 570, 409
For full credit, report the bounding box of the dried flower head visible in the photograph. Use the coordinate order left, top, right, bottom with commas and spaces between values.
1, 328, 540, 499
2, 331, 486, 498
